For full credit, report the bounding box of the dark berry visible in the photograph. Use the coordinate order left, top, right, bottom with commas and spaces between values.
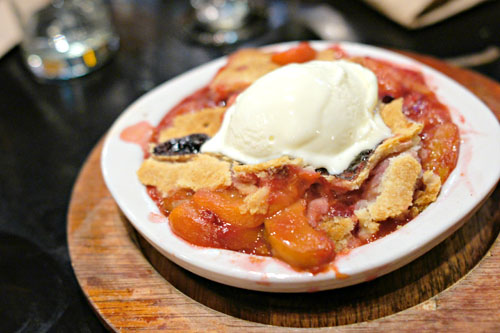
153, 133, 209, 156
382, 95, 394, 104
315, 167, 330, 175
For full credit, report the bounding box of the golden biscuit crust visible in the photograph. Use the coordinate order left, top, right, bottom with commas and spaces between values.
318, 216, 356, 252
414, 170, 442, 209
209, 49, 279, 99
137, 154, 231, 195
354, 153, 422, 234
232, 156, 304, 173
158, 107, 226, 143
315, 48, 345, 61
239, 186, 270, 215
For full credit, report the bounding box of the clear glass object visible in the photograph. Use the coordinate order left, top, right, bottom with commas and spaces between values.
186, 0, 267, 46
191, 0, 251, 31
14, 0, 119, 80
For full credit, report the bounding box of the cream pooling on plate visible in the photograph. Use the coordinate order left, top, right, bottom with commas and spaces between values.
201, 60, 392, 174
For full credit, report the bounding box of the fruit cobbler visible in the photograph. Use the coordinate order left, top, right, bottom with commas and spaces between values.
137, 43, 460, 272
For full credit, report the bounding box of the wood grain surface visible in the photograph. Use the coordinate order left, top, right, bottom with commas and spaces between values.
68, 53, 500, 332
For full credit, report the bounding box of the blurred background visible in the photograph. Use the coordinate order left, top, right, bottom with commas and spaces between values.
0, 0, 499, 331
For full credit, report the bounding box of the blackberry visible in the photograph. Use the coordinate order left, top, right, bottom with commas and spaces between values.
153, 133, 209, 156
382, 95, 394, 104
315, 167, 330, 175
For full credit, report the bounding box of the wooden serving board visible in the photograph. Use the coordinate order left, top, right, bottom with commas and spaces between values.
68, 53, 500, 332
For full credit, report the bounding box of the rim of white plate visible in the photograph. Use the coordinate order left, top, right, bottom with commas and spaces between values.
101, 41, 500, 292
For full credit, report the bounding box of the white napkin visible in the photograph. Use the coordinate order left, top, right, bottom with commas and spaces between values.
0, 0, 22, 58
363, 0, 487, 29
0, 0, 49, 58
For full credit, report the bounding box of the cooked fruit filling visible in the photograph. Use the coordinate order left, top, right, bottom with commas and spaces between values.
137, 43, 460, 272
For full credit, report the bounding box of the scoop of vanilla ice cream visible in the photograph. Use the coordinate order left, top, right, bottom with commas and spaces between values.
201, 60, 391, 174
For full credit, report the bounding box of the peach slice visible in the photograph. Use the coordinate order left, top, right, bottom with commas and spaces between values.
169, 202, 219, 247
271, 42, 317, 65
193, 189, 265, 228
265, 200, 335, 269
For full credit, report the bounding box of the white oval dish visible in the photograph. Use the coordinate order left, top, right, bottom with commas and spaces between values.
101, 41, 500, 292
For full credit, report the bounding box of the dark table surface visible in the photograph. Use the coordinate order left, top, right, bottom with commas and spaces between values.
1, 1, 499, 332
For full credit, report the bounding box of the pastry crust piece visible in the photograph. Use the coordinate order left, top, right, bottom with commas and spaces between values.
355, 209, 380, 239
380, 98, 423, 137
414, 170, 442, 209
239, 186, 270, 215
354, 152, 422, 233
318, 216, 356, 252
232, 156, 304, 173
137, 154, 231, 195
151, 153, 195, 163
209, 49, 279, 100
158, 107, 226, 143
328, 98, 423, 191
315, 48, 345, 61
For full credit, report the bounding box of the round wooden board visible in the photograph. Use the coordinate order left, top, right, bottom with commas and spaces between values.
68, 53, 500, 332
